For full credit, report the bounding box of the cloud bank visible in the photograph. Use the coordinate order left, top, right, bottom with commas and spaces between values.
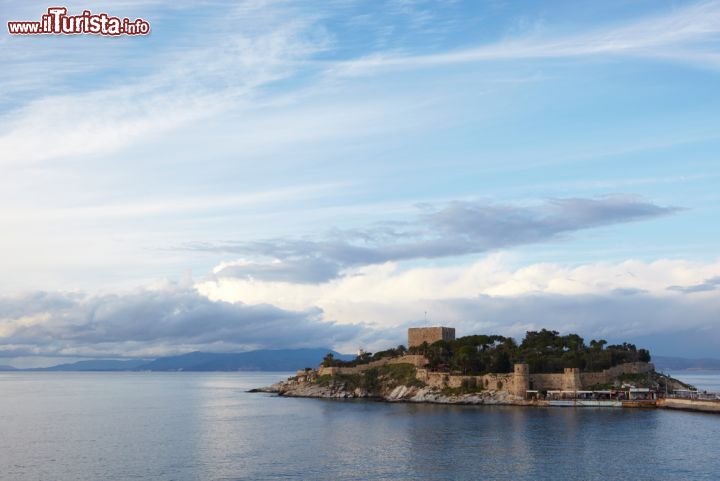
2, 258, 718, 361
668, 276, 720, 293
197, 256, 720, 357
1, 255, 718, 361
195, 195, 678, 283
0, 284, 367, 359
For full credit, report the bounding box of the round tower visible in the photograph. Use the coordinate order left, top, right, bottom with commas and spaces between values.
512, 363, 530, 398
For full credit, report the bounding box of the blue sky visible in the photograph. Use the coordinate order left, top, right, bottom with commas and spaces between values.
1, 0, 719, 366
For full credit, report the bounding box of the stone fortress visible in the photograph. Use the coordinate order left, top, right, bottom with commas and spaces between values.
318, 326, 654, 398
408, 327, 456, 348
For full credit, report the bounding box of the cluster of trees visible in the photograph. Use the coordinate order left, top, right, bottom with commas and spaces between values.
323, 329, 651, 375
321, 345, 407, 368
411, 334, 516, 374
511, 329, 650, 374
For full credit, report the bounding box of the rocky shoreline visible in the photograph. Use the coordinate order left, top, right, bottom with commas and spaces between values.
250, 360, 699, 409
251, 378, 720, 414
251, 377, 531, 406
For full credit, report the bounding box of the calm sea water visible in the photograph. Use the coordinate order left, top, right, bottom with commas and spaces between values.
669, 370, 720, 392
1, 372, 719, 481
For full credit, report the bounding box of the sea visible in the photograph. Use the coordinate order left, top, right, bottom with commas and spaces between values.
1, 371, 719, 481
667, 370, 720, 392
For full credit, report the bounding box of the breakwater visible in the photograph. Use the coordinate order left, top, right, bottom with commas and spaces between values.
657, 397, 720, 413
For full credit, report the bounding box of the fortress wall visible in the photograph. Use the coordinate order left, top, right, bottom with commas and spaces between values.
422, 368, 591, 393
581, 371, 608, 386
605, 361, 654, 376
531, 369, 583, 391
581, 362, 655, 387
530, 373, 566, 390
318, 366, 340, 376
441, 373, 515, 391
323, 360, 655, 394
416, 369, 448, 389
528, 362, 654, 390
388, 355, 428, 368
446, 375, 469, 389
563, 368, 582, 391
318, 355, 428, 377
481, 373, 514, 391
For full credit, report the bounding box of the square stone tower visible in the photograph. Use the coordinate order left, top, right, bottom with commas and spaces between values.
408, 327, 455, 348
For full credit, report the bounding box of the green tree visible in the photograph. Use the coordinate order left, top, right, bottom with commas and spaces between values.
455, 345, 476, 374
322, 353, 335, 367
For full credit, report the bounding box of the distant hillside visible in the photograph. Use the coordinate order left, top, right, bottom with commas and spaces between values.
136, 348, 352, 372
33, 359, 150, 371
23, 348, 354, 372
654, 356, 720, 371
0, 365, 18, 371
653, 356, 720, 371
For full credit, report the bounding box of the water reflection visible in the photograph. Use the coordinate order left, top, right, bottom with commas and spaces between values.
1, 372, 719, 481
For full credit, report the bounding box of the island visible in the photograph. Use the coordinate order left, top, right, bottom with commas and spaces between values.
254, 326, 720, 413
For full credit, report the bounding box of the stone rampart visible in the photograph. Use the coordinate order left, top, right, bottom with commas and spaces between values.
318, 355, 428, 376
529, 373, 565, 390
528, 362, 654, 391
479, 373, 515, 392
580, 362, 654, 387
321, 359, 654, 396
415, 370, 515, 392
415, 369, 448, 389
527, 368, 581, 391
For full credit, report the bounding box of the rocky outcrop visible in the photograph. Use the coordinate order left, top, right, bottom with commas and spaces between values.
252, 375, 530, 405
251, 361, 684, 407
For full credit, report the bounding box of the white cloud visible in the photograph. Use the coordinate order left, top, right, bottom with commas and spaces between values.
193, 255, 720, 356
0, 3, 326, 168
330, 0, 720, 76
197, 255, 720, 326
0, 283, 367, 358
1, 256, 718, 360
194, 195, 678, 283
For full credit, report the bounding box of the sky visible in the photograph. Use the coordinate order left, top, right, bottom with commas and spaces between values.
1, 0, 719, 367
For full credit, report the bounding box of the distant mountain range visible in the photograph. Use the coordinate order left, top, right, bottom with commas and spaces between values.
31, 359, 150, 371
7, 348, 354, 372
135, 348, 353, 371
653, 356, 720, 371
7, 352, 716, 373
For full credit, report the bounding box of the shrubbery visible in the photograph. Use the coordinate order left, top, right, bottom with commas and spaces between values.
322, 329, 651, 376
408, 329, 650, 375
317, 364, 424, 393
321, 345, 407, 368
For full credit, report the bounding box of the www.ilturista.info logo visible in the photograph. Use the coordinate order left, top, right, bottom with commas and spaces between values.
7, 7, 150, 36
